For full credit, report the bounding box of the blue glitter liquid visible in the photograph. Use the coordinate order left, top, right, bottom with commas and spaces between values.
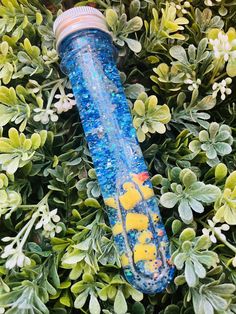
58, 28, 175, 294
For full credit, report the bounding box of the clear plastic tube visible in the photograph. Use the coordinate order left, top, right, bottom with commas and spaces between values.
55, 22, 175, 294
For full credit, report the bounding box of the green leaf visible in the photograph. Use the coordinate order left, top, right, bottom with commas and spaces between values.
8, 128, 20, 147
215, 131, 231, 142
171, 219, 182, 235
74, 290, 88, 309
132, 302, 145, 314
0, 141, 14, 152
196, 38, 208, 62
209, 284, 236, 295
129, 287, 143, 301
106, 9, 118, 28
181, 170, 197, 188
164, 305, 180, 314
60, 290, 71, 307
179, 228, 196, 242
0, 105, 15, 126
60, 281, 71, 289
125, 84, 145, 99
214, 142, 232, 156
83, 273, 94, 283
114, 290, 128, 314
185, 259, 197, 287
6, 157, 20, 174
215, 163, 227, 181
137, 127, 145, 142
134, 100, 145, 115
126, 16, 143, 32
209, 122, 219, 138
36, 12, 43, 25
124, 38, 142, 53
207, 294, 228, 311
174, 252, 186, 269
190, 183, 220, 203
189, 140, 201, 152
202, 298, 214, 314
151, 174, 162, 186
192, 259, 206, 278
31, 133, 41, 149
160, 192, 178, 208
62, 251, 85, 265
202, 143, 217, 159
188, 198, 204, 213
178, 199, 193, 223
129, 0, 141, 17
84, 198, 101, 208
169, 46, 189, 65
0, 87, 18, 106
89, 293, 101, 314
227, 56, 236, 77
225, 171, 236, 190
199, 130, 209, 142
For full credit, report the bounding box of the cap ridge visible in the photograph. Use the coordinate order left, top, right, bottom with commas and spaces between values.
53, 6, 105, 33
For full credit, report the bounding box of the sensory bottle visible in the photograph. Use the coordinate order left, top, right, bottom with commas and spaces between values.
53, 7, 175, 294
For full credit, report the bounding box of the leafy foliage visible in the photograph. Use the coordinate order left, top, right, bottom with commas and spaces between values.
132, 92, 171, 142
0, 0, 235, 313
160, 167, 221, 223
172, 228, 219, 287
189, 122, 233, 166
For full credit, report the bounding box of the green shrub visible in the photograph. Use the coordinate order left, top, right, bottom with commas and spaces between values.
0, 0, 235, 313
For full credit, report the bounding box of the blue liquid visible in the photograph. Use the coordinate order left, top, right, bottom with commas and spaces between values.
58, 29, 175, 294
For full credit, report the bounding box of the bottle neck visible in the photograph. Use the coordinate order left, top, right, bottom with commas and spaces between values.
58, 28, 116, 74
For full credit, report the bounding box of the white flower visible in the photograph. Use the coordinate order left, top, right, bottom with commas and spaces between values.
202, 219, 230, 243
209, 32, 233, 61
33, 108, 58, 124
1, 246, 31, 269
184, 75, 201, 91
54, 93, 76, 114
170, 0, 191, 14
202, 220, 217, 243
212, 77, 232, 100
0, 307, 5, 314
35, 207, 62, 238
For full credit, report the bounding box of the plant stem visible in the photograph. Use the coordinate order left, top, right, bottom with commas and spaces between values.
18, 205, 39, 208
46, 83, 61, 110
214, 229, 236, 254
19, 214, 39, 250
213, 72, 227, 82
40, 78, 65, 90
208, 57, 224, 86
95, 0, 109, 9
9, 191, 53, 249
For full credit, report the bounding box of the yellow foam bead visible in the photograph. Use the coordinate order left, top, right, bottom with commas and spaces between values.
126, 213, 148, 231
138, 230, 153, 243
112, 223, 123, 236
144, 260, 162, 272
139, 186, 154, 199
104, 197, 118, 209
119, 184, 142, 210
151, 213, 159, 223
131, 173, 154, 200
133, 244, 157, 263
121, 254, 129, 267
